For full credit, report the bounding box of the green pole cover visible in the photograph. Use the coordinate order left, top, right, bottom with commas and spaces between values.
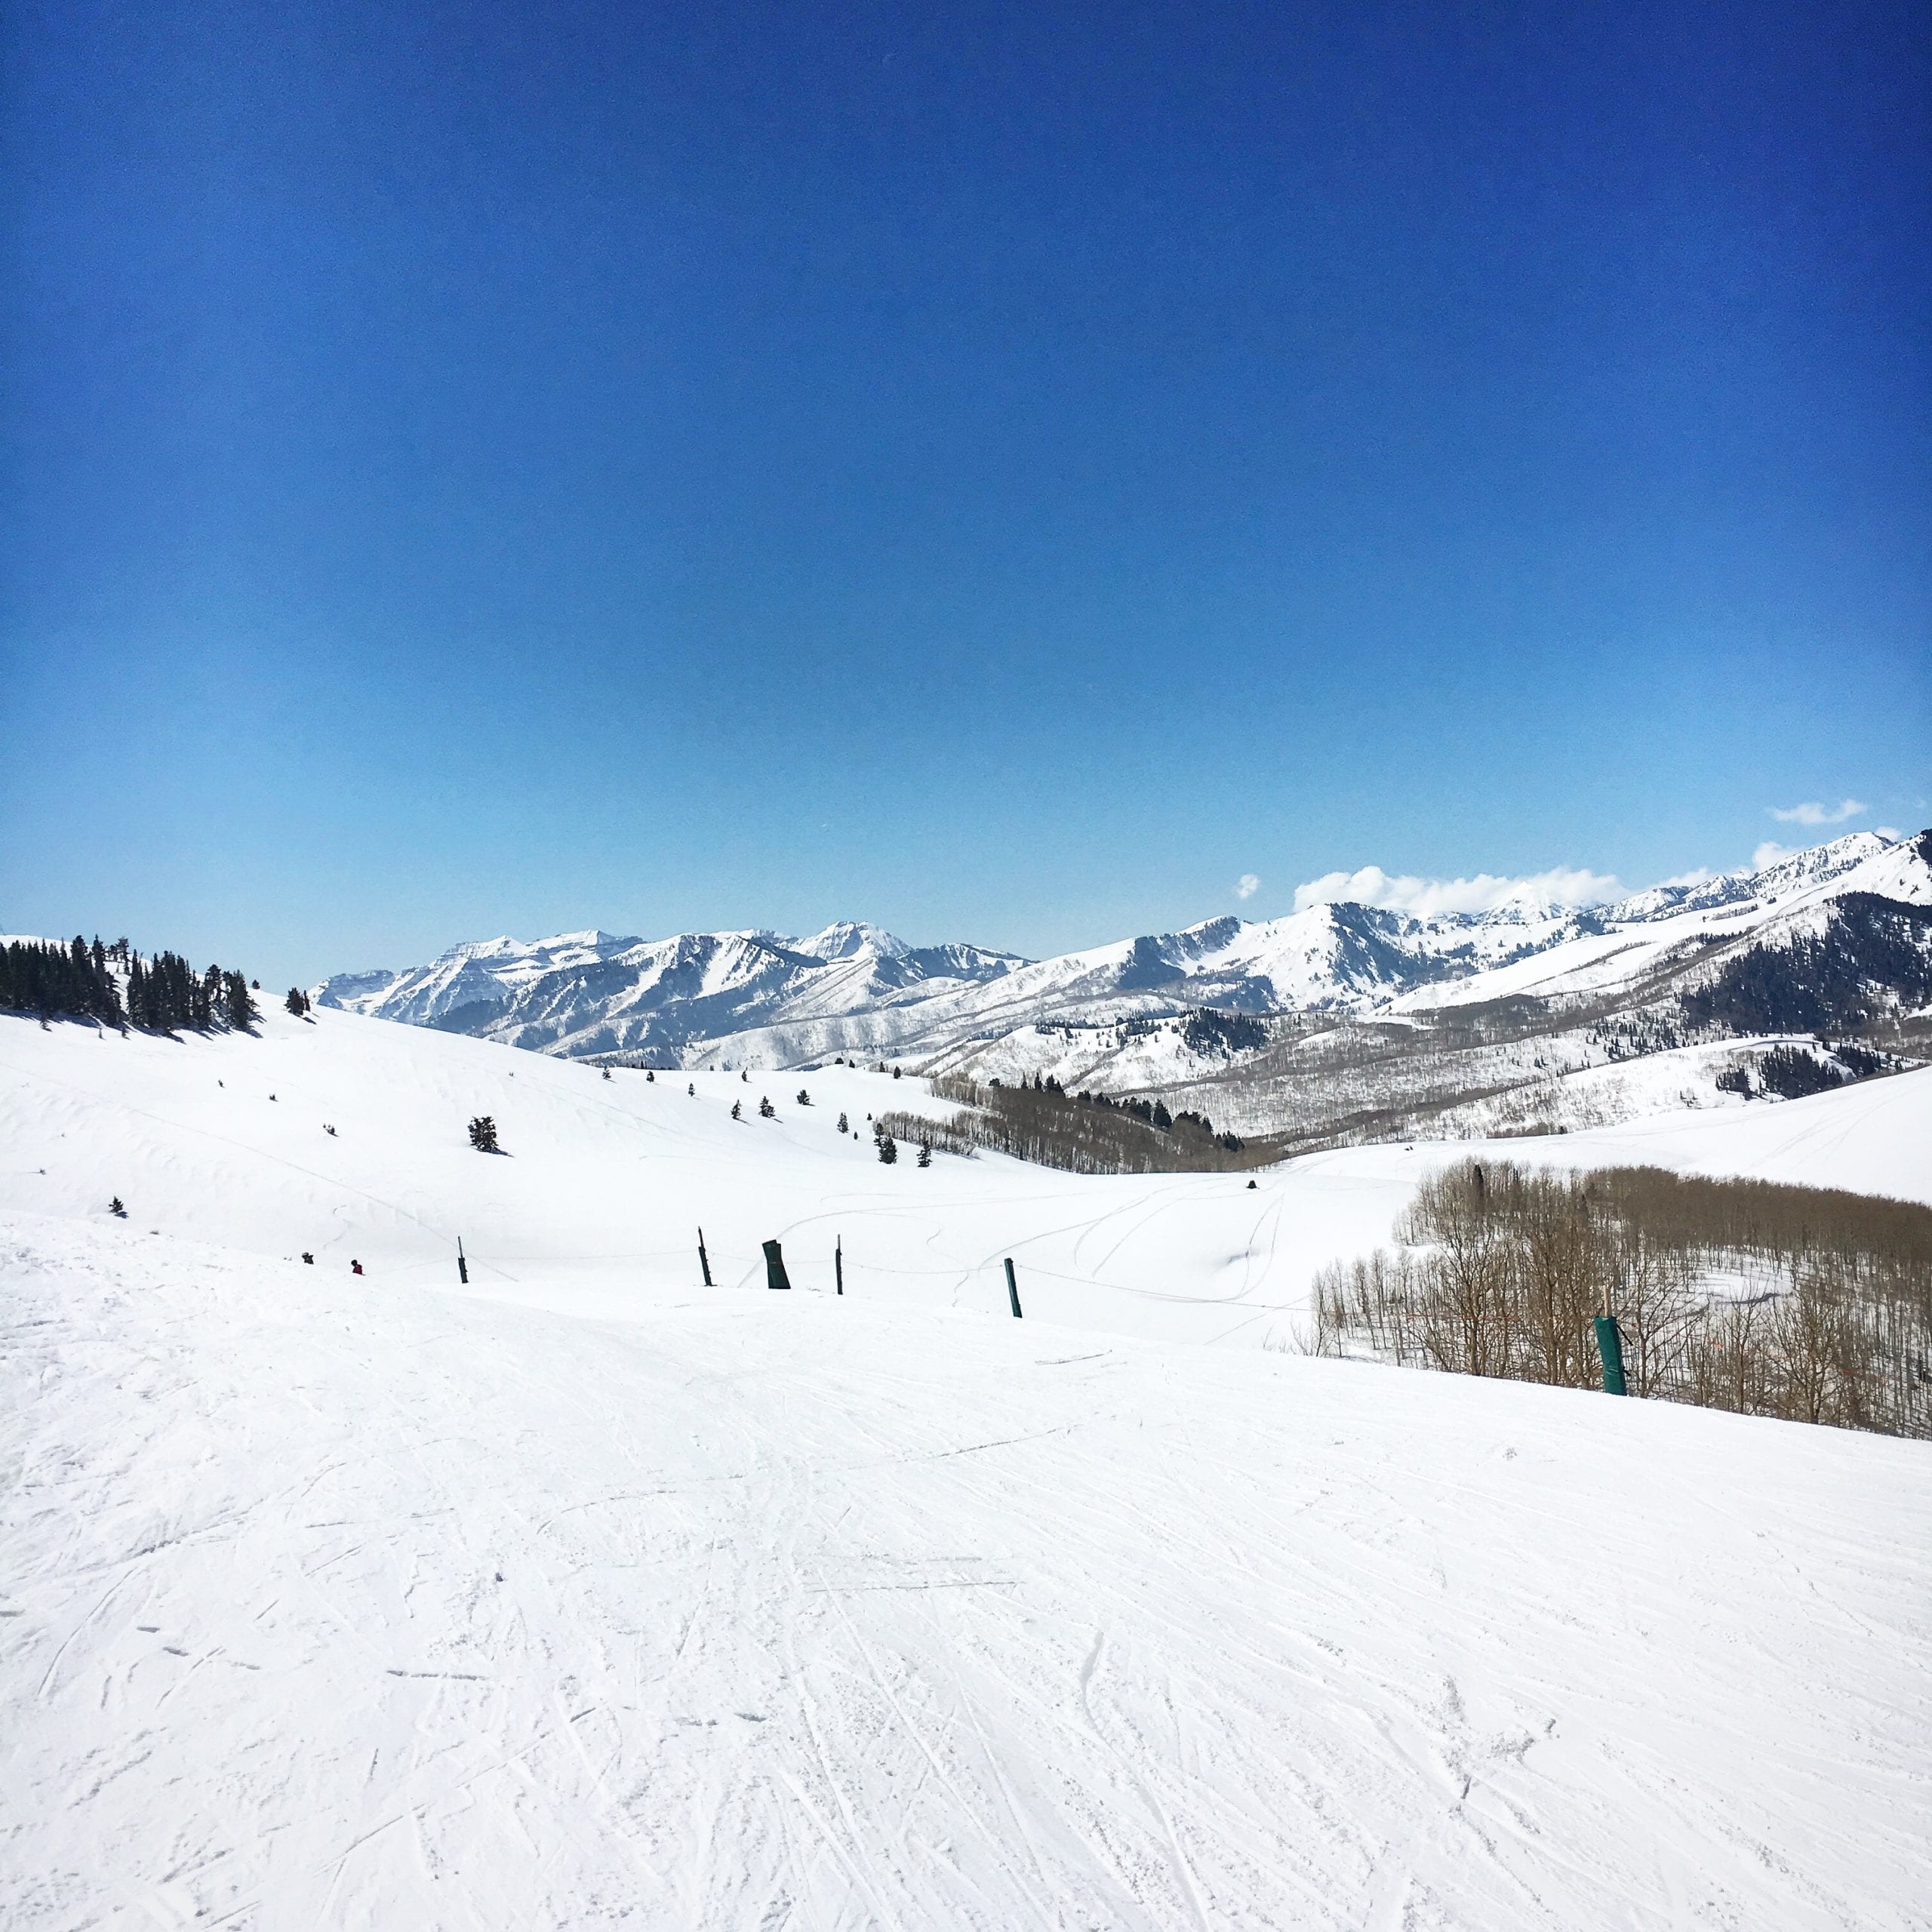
1595, 1315, 1627, 1397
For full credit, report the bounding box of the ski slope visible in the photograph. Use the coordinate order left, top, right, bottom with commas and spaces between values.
3, 1002, 1927, 1361
4, 1005, 1930, 1927
6, 1211, 1929, 1930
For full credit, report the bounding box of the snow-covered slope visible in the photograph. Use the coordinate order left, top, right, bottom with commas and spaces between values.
317, 832, 1932, 1083
5, 1001, 1930, 1353
5, 1002, 1930, 1927
8, 1216, 1926, 1929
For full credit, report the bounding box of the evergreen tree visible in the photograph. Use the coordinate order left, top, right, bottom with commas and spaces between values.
917, 1140, 931, 1168
837, 1112, 849, 1134
877, 1134, 898, 1164
285, 987, 306, 1016
0, 937, 123, 1026
223, 971, 258, 1031
758, 1094, 775, 1117
468, 1115, 499, 1152
731, 1100, 743, 1120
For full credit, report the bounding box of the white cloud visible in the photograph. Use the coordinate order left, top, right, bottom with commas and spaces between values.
1770, 798, 1866, 826
1657, 867, 1716, 889
1292, 864, 1622, 919
1877, 826, 1901, 842
1752, 841, 1795, 870
1235, 873, 1261, 900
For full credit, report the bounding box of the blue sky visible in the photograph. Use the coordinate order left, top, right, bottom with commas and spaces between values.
5, 0, 1927, 986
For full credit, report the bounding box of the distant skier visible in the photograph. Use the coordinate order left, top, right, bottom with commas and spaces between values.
350, 1258, 364, 1275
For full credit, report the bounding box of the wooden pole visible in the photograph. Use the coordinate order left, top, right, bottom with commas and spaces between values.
835, 1236, 844, 1297
457, 1236, 468, 1285
697, 1227, 712, 1287
1004, 1257, 1023, 1319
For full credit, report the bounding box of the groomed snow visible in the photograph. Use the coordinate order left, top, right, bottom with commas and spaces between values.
3, 1006, 1930, 1927
6, 1214, 1929, 1929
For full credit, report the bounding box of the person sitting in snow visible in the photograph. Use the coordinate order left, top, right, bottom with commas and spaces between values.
350, 1258, 364, 1275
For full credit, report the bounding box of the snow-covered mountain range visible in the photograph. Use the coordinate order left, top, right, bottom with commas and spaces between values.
318, 831, 1932, 1078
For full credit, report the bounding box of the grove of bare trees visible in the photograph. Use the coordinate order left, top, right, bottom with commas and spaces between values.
1311, 1161, 1931, 1437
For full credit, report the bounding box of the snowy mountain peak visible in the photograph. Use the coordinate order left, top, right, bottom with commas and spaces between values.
791, 921, 913, 962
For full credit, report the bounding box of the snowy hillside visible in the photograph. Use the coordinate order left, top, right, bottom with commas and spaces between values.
5, 1217, 1925, 1930
8, 1001, 1928, 1353
5, 998, 1930, 1928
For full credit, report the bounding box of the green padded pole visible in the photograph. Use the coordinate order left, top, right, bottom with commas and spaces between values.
1595, 1315, 1627, 1396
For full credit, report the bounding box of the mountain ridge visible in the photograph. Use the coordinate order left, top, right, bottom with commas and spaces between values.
315, 831, 1932, 1081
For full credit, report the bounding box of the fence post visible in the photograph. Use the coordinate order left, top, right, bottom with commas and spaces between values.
763, 1239, 792, 1291
697, 1227, 712, 1287
1595, 1315, 1627, 1396
457, 1236, 469, 1286
1004, 1257, 1023, 1319
835, 1236, 843, 1297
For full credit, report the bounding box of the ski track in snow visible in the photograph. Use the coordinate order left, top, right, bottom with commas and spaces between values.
2, 1007, 1930, 1927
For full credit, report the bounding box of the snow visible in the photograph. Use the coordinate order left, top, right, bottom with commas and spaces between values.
7, 1210, 1929, 1930
4, 1004, 1930, 1927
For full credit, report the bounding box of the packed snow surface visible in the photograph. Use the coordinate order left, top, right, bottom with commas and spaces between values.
3, 1005, 1930, 1927
8, 1216, 1930, 1930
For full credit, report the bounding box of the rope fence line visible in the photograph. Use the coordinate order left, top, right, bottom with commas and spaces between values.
404, 1227, 1293, 1327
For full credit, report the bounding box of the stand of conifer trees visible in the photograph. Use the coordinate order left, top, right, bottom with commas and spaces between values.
0, 934, 258, 1034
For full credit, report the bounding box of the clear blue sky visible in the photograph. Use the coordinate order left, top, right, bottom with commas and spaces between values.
5, 0, 1927, 986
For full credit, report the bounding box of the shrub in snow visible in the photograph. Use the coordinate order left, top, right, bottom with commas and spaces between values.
468, 1115, 499, 1152
837, 1112, 849, 1134
758, 1096, 775, 1118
